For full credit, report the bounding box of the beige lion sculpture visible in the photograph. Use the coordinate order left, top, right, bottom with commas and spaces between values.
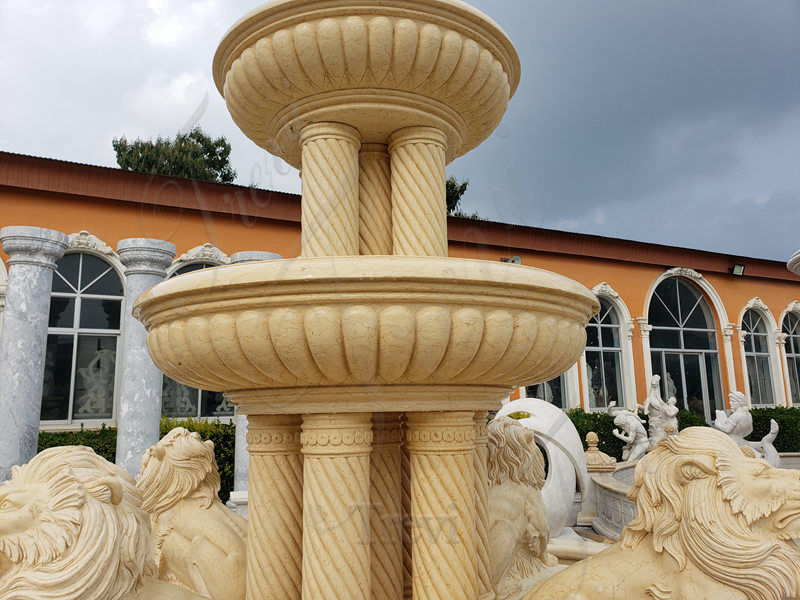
527, 426, 800, 600
137, 428, 248, 600
0, 446, 201, 600
488, 416, 560, 600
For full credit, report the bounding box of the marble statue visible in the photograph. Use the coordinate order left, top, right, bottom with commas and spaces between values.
638, 374, 667, 445
715, 390, 781, 467
487, 417, 559, 600
663, 396, 679, 436
75, 348, 116, 416
0, 446, 202, 600
527, 427, 800, 600
608, 403, 649, 462
137, 428, 248, 600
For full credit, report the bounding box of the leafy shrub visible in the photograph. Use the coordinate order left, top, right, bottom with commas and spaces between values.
676, 410, 708, 431
38, 425, 117, 462
750, 407, 800, 453
37, 417, 236, 502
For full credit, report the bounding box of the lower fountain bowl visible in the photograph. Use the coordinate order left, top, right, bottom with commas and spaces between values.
135, 256, 598, 413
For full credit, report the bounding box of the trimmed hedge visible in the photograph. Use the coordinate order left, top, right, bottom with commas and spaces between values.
38, 417, 236, 502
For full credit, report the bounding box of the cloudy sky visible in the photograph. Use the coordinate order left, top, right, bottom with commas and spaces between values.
1, 0, 798, 260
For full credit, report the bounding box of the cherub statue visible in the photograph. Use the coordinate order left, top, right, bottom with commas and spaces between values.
663, 396, 679, 436
714, 390, 780, 467
638, 374, 666, 445
487, 417, 560, 600
137, 428, 248, 600
74, 348, 115, 416
608, 403, 648, 462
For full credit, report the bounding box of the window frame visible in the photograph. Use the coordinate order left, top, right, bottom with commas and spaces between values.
41, 250, 125, 429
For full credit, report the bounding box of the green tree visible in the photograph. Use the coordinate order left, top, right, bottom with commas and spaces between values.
446, 176, 479, 219
112, 127, 236, 184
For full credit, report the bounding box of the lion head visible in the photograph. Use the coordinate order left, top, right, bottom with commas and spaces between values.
0, 446, 151, 600
620, 426, 800, 600
137, 427, 220, 520
488, 416, 545, 490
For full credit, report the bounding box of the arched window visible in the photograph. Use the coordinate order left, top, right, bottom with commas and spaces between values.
42, 253, 123, 421
648, 277, 722, 422
585, 297, 624, 410
161, 262, 233, 418
782, 312, 800, 405
741, 309, 774, 405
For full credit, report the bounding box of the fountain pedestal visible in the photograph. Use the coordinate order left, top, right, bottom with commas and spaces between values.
135, 2, 598, 598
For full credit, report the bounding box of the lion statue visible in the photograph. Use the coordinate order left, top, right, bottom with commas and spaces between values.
0, 446, 201, 600
137, 428, 248, 600
526, 426, 800, 600
487, 417, 560, 600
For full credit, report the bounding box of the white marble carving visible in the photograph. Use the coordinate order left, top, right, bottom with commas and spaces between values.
638, 374, 667, 445
0, 226, 68, 481
715, 390, 781, 467
607, 402, 649, 462
68, 230, 116, 257
74, 348, 116, 417
174, 243, 229, 266
115, 238, 176, 476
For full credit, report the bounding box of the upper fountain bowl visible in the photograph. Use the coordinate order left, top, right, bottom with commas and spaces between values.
213, 0, 521, 168
135, 256, 597, 414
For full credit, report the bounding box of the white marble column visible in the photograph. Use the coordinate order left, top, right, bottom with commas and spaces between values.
229, 251, 282, 496
0, 226, 68, 481
115, 238, 175, 475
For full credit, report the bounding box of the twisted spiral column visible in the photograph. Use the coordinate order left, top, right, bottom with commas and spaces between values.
473, 413, 494, 600
301, 413, 373, 600
406, 411, 477, 600
245, 415, 303, 600
401, 416, 413, 600
300, 122, 361, 257
370, 413, 404, 600
359, 143, 393, 255
388, 127, 448, 257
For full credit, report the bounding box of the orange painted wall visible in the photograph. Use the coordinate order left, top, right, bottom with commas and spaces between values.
2, 184, 799, 411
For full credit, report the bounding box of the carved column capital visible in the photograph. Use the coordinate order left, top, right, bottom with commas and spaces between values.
636, 317, 652, 338
247, 415, 302, 454
405, 412, 477, 454
301, 413, 373, 456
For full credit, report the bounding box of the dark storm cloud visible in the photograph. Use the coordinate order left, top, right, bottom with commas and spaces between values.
452, 0, 800, 260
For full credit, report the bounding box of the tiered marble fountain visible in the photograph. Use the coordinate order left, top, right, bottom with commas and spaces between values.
135, 1, 598, 599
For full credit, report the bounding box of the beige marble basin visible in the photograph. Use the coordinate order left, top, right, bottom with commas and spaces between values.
135, 256, 597, 413
213, 0, 520, 167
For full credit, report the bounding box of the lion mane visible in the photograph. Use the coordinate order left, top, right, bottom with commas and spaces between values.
136, 427, 220, 520
620, 427, 800, 600
0, 446, 151, 600
488, 416, 545, 489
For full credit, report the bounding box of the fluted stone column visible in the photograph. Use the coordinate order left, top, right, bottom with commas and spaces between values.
388, 127, 448, 257
301, 413, 372, 600
115, 238, 175, 475
371, 412, 404, 600
406, 411, 477, 600
0, 226, 68, 480
246, 415, 303, 600
300, 123, 361, 258
230, 251, 283, 494
473, 412, 493, 600
359, 143, 392, 255
401, 417, 413, 600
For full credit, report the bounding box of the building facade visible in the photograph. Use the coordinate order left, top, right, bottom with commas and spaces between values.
2, 151, 799, 429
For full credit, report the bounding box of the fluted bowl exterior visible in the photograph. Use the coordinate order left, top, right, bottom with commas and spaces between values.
213, 0, 521, 167
135, 256, 597, 410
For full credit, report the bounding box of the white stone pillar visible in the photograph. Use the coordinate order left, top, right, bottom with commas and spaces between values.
229, 250, 283, 494
115, 238, 175, 475
0, 226, 68, 481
